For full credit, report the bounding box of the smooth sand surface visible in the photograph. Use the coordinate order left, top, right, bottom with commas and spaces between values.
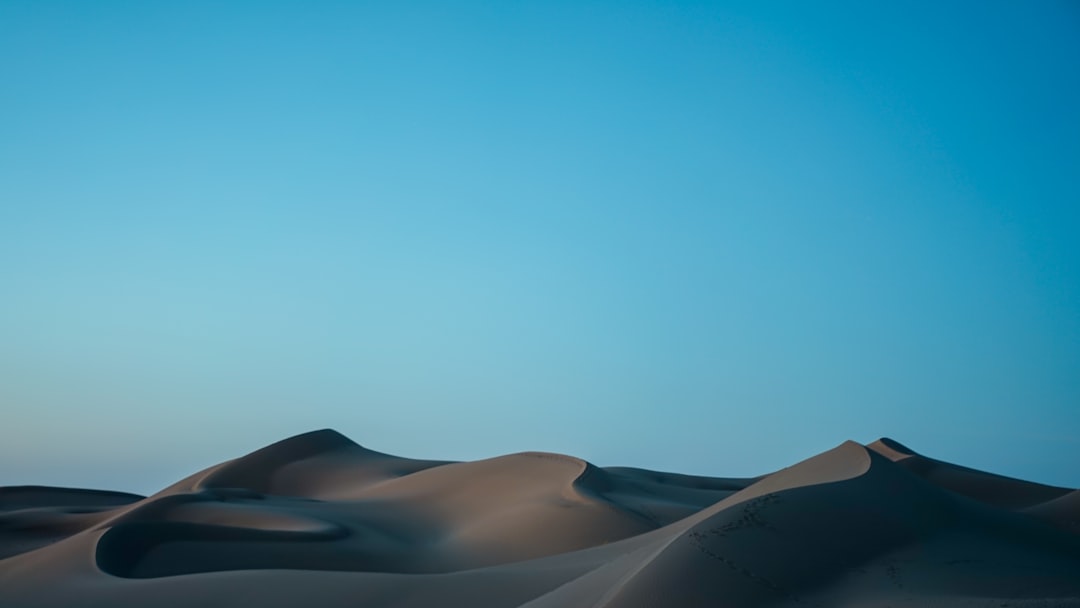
1, 430, 1077, 607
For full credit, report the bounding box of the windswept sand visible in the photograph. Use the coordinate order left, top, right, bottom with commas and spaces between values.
1, 430, 1078, 607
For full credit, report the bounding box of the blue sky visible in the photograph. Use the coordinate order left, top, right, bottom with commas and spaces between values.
2, 1, 1078, 493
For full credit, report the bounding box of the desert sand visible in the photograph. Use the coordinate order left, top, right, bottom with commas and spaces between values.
1, 430, 1078, 607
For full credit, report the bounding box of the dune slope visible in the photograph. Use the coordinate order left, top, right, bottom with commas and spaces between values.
1, 430, 1077, 607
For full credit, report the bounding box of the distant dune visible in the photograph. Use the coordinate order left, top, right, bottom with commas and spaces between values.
2, 430, 1078, 607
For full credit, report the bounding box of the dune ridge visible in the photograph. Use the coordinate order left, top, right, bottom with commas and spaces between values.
1, 431, 1077, 607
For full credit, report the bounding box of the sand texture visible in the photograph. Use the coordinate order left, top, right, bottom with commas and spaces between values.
1, 430, 1078, 607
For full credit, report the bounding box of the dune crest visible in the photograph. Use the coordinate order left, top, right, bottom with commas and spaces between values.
867, 437, 1072, 510
2, 430, 1077, 607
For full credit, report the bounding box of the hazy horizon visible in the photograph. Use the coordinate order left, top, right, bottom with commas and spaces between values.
2, 1, 1078, 494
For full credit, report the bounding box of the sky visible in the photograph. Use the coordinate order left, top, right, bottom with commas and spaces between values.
1, 1, 1078, 494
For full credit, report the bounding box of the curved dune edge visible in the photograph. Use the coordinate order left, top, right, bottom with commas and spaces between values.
0, 430, 1077, 607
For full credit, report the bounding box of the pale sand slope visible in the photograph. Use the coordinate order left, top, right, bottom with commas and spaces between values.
1, 431, 1077, 607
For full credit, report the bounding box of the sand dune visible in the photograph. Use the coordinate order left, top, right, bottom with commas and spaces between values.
1, 431, 1077, 607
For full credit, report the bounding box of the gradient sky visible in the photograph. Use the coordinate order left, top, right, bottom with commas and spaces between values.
2, 1, 1078, 494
